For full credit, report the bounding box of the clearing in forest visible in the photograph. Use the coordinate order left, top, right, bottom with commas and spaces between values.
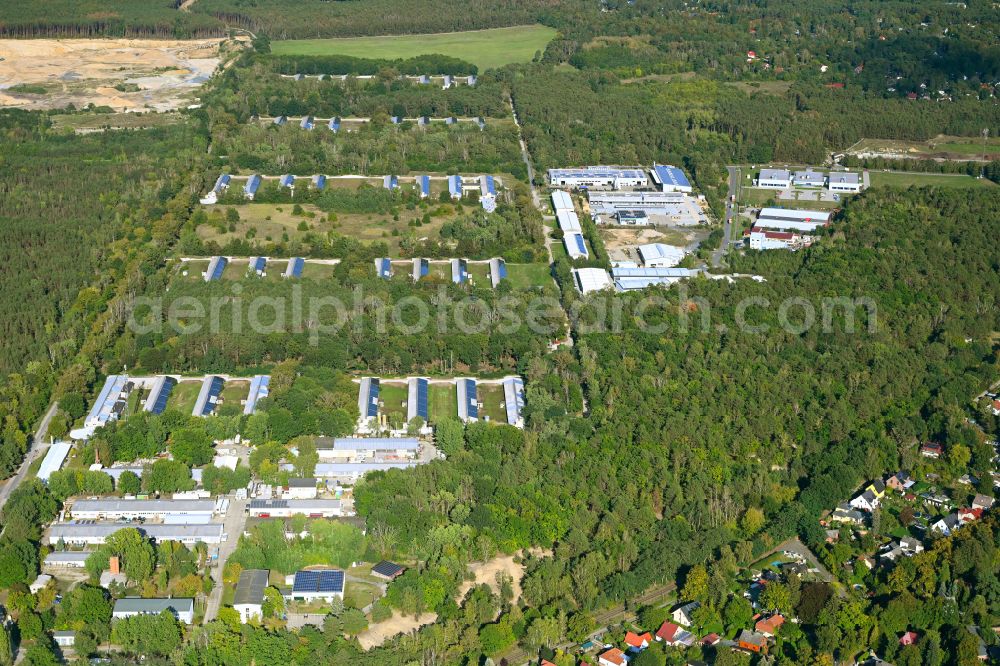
271, 24, 557, 71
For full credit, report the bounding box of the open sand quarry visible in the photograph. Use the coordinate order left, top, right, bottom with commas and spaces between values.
0, 38, 237, 111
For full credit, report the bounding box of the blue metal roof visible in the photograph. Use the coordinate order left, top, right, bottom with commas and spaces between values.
300, 116, 314, 130
323, 437, 419, 451
448, 175, 462, 198
480, 175, 496, 196
413, 258, 429, 280
651, 164, 691, 190
312, 174, 326, 190
292, 570, 344, 595
144, 376, 177, 415
445, 116, 457, 125
280, 174, 294, 188
418, 175, 430, 197
206, 256, 228, 281
383, 175, 398, 190
213, 174, 231, 192
451, 258, 468, 284
244, 175, 261, 196
285, 257, 304, 278
249, 256, 266, 275
193, 376, 225, 417
376, 258, 392, 279
490, 258, 507, 288
328, 117, 340, 132
243, 375, 270, 415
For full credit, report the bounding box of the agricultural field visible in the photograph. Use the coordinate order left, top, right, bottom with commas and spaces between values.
868, 171, 997, 189
49, 111, 183, 133
271, 25, 557, 71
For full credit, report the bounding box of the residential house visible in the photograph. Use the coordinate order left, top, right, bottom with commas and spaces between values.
672, 601, 700, 627
849, 489, 880, 512
624, 631, 652, 651
972, 494, 994, 511
598, 647, 628, 666
737, 630, 768, 654
755, 614, 785, 637
53, 631, 75, 648
233, 568, 268, 624
866, 479, 887, 499
701, 633, 720, 646
899, 631, 919, 646
931, 514, 960, 536
371, 560, 405, 581
886, 472, 915, 492
830, 503, 866, 526
920, 442, 943, 458
958, 507, 983, 525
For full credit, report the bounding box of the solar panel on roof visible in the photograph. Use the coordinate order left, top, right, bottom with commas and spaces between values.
249, 257, 266, 275
497, 260, 508, 279
377, 258, 391, 279
366, 379, 380, 418
466, 379, 478, 419
285, 257, 304, 278
147, 377, 176, 415
328, 117, 340, 132
312, 174, 326, 190
416, 378, 429, 419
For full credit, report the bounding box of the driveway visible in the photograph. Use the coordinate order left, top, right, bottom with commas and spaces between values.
203, 495, 248, 622
0, 401, 58, 512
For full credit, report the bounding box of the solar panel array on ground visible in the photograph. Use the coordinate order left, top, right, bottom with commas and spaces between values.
292, 569, 344, 594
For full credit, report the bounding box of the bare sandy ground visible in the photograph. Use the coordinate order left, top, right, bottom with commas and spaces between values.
456, 547, 551, 605
0, 38, 235, 111
356, 611, 438, 650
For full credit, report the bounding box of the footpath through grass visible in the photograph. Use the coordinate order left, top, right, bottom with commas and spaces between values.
271, 24, 557, 71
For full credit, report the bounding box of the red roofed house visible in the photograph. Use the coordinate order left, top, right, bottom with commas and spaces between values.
755, 614, 785, 637
541, 661, 557, 666
900, 631, 919, 646
624, 631, 652, 650
656, 621, 680, 642
991, 398, 1000, 416
920, 442, 943, 458
701, 633, 721, 646
958, 507, 983, 525
598, 647, 628, 666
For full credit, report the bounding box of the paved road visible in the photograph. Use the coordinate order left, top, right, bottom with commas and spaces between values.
712, 166, 741, 268
204, 496, 248, 622
0, 401, 59, 512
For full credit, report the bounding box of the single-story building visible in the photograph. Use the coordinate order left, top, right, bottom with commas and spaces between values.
233, 568, 269, 624
113, 597, 195, 624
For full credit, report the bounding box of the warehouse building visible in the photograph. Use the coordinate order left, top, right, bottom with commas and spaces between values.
192, 375, 225, 417
611, 266, 700, 291
248, 499, 343, 518
375, 257, 392, 279
757, 169, 791, 189
548, 166, 648, 190
748, 227, 805, 250
204, 256, 228, 282
300, 116, 314, 130
200, 174, 231, 204
616, 210, 649, 226
143, 376, 177, 415
383, 175, 399, 190
489, 258, 507, 288
638, 243, 686, 268
448, 175, 463, 199
113, 598, 194, 624
44, 551, 92, 570
279, 174, 295, 191
650, 164, 693, 193
68, 498, 220, 521
315, 437, 420, 459
243, 174, 261, 200
457, 378, 478, 422
551, 190, 574, 213
828, 171, 862, 193
311, 174, 326, 190
357, 377, 379, 426
480, 175, 497, 212
283, 257, 304, 279
417, 175, 431, 198
310, 461, 420, 480
556, 209, 582, 233
794, 170, 826, 188
588, 191, 704, 225
273, 116, 287, 126
72, 375, 133, 439
38, 441, 72, 483
407, 379, 429, 423
248, 256, 267, 277
451, 258, 469, 284
756, 207, 831, 232
47, 522, 225, 546
564, 232, 589, 260
503, 377, 526, 428
412, 258, 430, 281
572, 268, 613, 294
328, 117, 341, 132
243, 375, 270, 415
288, 569, 344, 602
233, 569, 269, 623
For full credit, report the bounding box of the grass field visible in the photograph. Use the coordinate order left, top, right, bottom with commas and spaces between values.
846, 135, 1000, 161
378, 383, 409, 425
167, 380, 203, 415
868, 172, 997, 189
504, 263, 552, 291
271, 25, 557, 71
477, 383, 507, 424
429, 383, 458, 421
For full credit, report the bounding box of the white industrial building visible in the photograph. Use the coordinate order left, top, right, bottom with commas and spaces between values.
71, 375, 134, 440
247, 498, 343, 518
793, 170, 826, 188
564, 232, 589, 260
637, 243, 685, 268
611, 267, 700, 291
38, 441, 72, 483
68, 498, 222, 521
113, 598, 194, 624
287, 569, 344, 602
757, 169, 792, 189
315, 437, 420, 459
44, 551, 92, 570
48, 522, 225, 546
756, 207, 831, 232
283, 478, 318, 500
556, 209, 582, 233
308, 461, 420, 481
502, 377, 526, 428
572, 268, 613, 294
650, 164, 693, 193
548, 166, 648, 190
550, 190, 574, 213
828, 171, 862, 193
747, 227, 806, 250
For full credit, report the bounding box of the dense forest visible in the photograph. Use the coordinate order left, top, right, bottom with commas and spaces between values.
0, 112, 208, 476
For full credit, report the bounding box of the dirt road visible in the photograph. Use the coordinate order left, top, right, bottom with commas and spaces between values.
0, 401, 58, 513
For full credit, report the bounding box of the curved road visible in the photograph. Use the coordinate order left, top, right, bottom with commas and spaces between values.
0, 401, 59, 512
